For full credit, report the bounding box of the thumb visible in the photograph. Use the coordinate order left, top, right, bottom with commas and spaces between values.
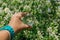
24, 24, 32, 28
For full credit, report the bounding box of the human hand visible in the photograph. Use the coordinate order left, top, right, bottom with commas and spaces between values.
8, 12, 31, 33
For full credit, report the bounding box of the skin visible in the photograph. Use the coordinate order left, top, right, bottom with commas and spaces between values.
0, 12, 31, 40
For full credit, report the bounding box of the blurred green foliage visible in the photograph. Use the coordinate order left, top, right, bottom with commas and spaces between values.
0, 0, 60, 40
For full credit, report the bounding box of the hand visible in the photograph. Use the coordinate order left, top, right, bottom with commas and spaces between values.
8, 12, 31, 33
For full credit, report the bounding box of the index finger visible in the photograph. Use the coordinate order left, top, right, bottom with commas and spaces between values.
18, 12, 28, 17
15, 12, 28, 19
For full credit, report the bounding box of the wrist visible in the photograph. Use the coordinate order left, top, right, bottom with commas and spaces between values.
8, 24, 19, 33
